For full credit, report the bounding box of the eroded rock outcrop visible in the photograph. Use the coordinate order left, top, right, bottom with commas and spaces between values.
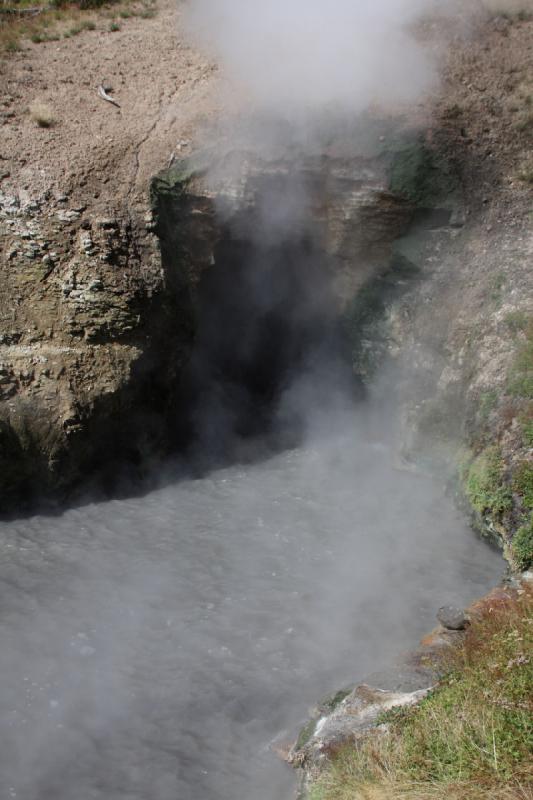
1, 131, 435, 509
0, 186, 192, 507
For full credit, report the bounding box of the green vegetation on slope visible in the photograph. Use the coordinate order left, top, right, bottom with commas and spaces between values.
507, 320, 533, 400
461, 315, 533, 569
513, 516, 533, 571
310, 586, 533, 800
463, 446, 512, 517
0, 0, 156, 55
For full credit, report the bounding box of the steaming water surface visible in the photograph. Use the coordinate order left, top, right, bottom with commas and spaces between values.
0, 428, 502, 800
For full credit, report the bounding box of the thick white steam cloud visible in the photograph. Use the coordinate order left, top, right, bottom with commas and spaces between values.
185, 0, 445, 118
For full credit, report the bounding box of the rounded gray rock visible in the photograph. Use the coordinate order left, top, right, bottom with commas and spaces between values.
437, 606, 469, 631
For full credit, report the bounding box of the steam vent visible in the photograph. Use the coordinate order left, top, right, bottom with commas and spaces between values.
0, 2, 531, 800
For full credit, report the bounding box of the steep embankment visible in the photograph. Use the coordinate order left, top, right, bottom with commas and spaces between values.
0, 0, 217, 506
369, 9, 533, 568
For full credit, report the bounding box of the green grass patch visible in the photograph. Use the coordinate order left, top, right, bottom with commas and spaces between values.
1, 0, 151, 54
464, 446, 512, 517
504, 310, 528, 334
489, 272, 507, 305
478, 389, 499, 423
520, 415, 533, 447
512, 515, 533, 570
513, 461, 533, 509
310, 586, 533, 800
67, 18, 96, 34
296, 718, 317, 751
388, 140, 459, 206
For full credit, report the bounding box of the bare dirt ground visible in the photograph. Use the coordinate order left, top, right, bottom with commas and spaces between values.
1, 1, 531, 221
0, 0, 217, 214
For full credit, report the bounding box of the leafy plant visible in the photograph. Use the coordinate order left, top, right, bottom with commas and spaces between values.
513, 515, 533, 570
464, 447, 512, 516
513, 461, 533, 509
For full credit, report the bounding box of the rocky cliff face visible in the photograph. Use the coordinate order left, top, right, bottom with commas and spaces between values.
1, 129, 438, 509
0, 187, 193, 507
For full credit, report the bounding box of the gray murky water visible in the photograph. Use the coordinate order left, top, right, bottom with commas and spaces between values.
0, 415, 502, 800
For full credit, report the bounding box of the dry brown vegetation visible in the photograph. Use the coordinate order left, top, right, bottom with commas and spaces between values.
311, 585, 533, 800
28, 99, 55, 126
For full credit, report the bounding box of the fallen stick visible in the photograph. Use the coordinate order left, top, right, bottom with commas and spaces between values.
0, 6, 43, 16
97, 85, 120, 109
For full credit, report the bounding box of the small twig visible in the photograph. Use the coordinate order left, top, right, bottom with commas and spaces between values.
0, 6, 43, 15
97, 84, 120, 109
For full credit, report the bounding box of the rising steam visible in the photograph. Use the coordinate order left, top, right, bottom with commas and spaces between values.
184, 0, 446, 120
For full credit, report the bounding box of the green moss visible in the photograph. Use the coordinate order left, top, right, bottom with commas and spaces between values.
342, 253, 420, 381
388, 140, 459, 207
318, 687, 352, 715
464, 446, 512, 517
296, 718, 317, 751
512, 516, 533, 570
513, 461, 533, 509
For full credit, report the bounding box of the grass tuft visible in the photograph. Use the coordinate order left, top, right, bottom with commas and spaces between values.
29, 100, 55, 128
310, 586, 533, 800
464, 446, 512, 517
513, 516, 533, 570
513, 462, 533, 509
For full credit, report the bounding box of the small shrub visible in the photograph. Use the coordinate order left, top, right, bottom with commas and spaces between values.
504, 310, 528, 334
489, 271, 507, 304
478, 389, 499, 422
109, 20, 120, 30
512, 515, 533, 570
520, 416, 533, 447
67, 19, 96, 35
513, 461, 533, 509
4, 37, 22, 52
465, 446, 512, 516
29, 101, 55, 128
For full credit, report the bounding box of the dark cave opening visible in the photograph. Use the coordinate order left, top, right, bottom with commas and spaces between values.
175, 228, 359, 459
